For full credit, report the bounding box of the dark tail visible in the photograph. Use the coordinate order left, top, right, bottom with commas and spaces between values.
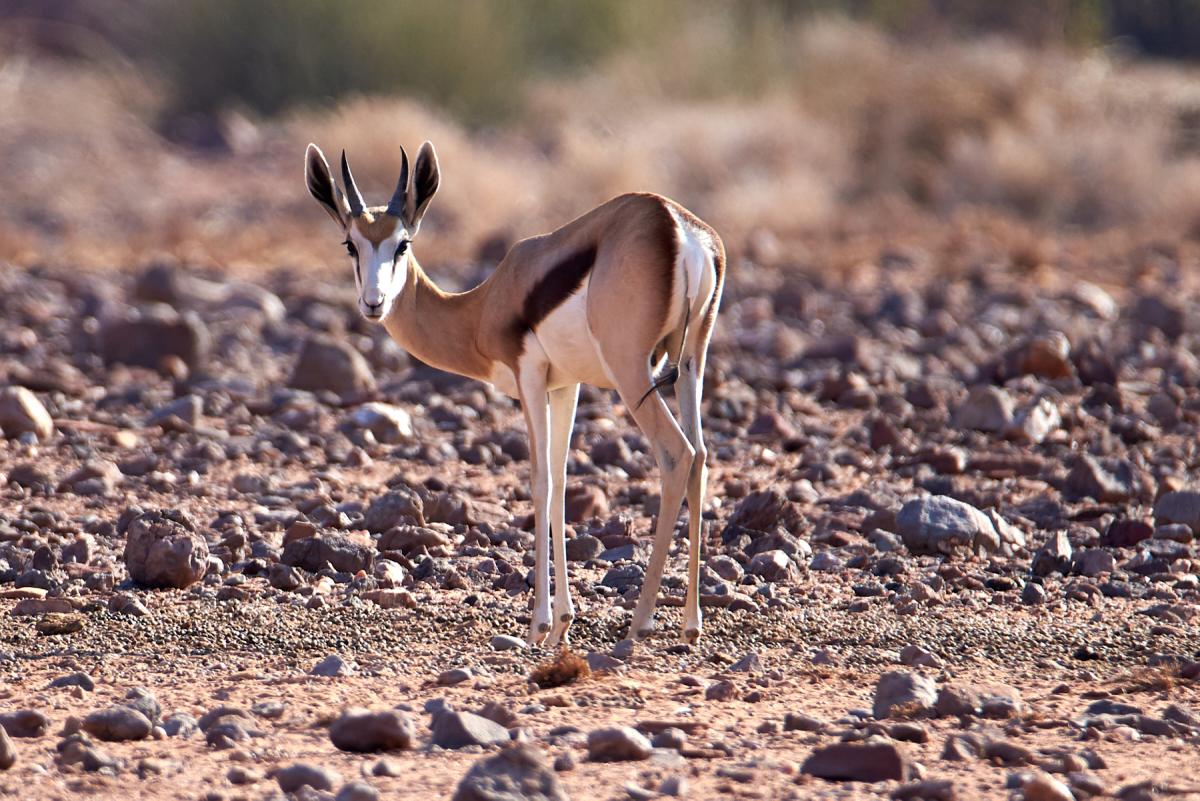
635, 302, 691, 410
635, 362, 679, 409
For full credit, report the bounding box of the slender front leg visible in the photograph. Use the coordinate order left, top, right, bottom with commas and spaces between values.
519, 363, 553, 646
545, 383, 580, 648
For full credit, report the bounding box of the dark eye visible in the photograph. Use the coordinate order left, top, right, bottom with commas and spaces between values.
394, 240, 409, 261
343, 240, 358, 258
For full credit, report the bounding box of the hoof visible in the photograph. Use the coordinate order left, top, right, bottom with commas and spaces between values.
682, 627, 700, 644
527, 620, 551, 646
635, 627, 655, 640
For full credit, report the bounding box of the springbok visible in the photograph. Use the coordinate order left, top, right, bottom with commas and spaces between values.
305, 142, 726, 646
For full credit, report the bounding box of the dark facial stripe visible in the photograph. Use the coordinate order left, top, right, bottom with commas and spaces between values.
515, 243, 598, 335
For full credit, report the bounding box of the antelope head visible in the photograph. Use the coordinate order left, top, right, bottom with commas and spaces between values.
305, 142, 440, 322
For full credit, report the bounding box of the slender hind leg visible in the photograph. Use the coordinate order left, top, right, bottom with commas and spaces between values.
519, 362, 553, 646
545, 383, 580, 648
676, 354, 708, 643
608, 361, 695, 640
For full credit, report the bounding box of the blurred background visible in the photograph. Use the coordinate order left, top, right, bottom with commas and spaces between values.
3, 0, 1200, 278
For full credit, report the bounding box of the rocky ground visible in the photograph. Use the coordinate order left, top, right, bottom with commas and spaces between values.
1, 239, 1200, 801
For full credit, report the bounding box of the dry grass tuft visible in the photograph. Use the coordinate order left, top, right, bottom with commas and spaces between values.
530, 648, 591, 689
1117, 665, 1181, 694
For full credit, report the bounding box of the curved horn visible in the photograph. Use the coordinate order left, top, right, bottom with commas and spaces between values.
340, 150, 365, 216
386, 146, 410, 218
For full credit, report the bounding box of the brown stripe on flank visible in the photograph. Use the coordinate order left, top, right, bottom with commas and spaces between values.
515, 243, 598, 334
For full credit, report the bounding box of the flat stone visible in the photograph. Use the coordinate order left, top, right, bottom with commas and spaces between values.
489, 635, 525, 652
801, 742, 913, 782
783, 713, 824, 732
0, 710, 49, 738
437, 667, 473, 686
276, 763, 342, 793
432, 710, 510, 749
330, 709, 414, 752
49, 673, 95, 692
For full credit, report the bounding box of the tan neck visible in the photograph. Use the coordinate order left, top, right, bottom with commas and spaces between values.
382, 257, 492, 381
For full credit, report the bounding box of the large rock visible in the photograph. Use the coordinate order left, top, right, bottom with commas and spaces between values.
330, 709, 414, 752
586, 726, 652, 762
0, 710, 50, 738
364, 488, 426, 531
282, 534, 374, 574
935, 683, 1024, 718
289, 335, 376, 396
431, 710, 510, 749
451, 743, 569, 801
82, 706, 153, 741
377, 525, 451, 554
124, 510, 209, 589
873, 671, 938, 719
895, 496, 999, 557
99, 304, 211, 369
0, 387, 54, 441
1154, 490, 1200, 534
801, 742, 914, 782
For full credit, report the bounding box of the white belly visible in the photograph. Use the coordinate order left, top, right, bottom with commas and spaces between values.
535, 286, 612, 390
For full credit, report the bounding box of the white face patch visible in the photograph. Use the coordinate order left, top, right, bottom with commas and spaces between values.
349, 229, 409, 322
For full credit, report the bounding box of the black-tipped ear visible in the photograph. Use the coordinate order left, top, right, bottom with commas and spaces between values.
305, 144, 348, 228
406, 140, 440, 232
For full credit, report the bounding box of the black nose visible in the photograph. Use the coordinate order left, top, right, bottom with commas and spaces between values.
365, 300, 383, 313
